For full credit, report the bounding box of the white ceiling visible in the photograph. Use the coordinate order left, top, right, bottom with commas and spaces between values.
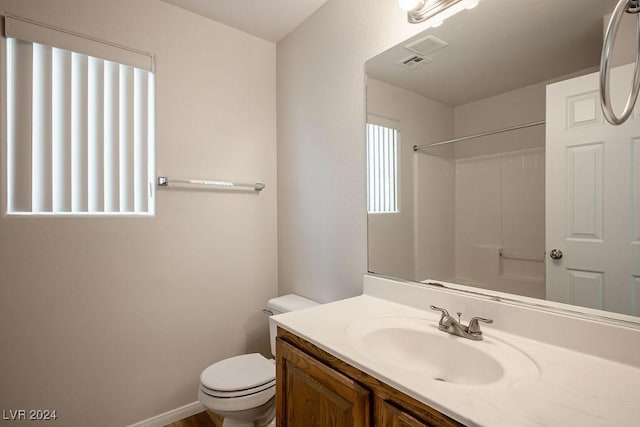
159, 0, 329, 42
366, 0, 618, 106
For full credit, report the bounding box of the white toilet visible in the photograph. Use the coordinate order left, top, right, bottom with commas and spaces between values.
198, 294, 318, 427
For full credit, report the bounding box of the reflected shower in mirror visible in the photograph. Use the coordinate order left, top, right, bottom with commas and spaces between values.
366, 0, 640, 319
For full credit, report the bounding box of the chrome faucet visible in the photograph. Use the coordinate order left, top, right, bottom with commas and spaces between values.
429, 305, 493, 341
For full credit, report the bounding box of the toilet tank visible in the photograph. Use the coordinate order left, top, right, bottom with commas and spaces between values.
266, 294, 318, 356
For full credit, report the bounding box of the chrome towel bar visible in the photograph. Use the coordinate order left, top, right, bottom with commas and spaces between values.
157, 176, 265, 192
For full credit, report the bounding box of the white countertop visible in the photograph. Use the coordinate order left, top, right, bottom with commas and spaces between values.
272, 294, 640, 427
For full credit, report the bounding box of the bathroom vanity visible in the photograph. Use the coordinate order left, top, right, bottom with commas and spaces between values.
272, 275, 640, 426
286, 1, 640, 425
277, 328, 461, 426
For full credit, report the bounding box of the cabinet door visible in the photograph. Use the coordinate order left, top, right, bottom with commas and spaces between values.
377, 400, 429, 427
276, 338, 370, 427
377, 399, 461, 427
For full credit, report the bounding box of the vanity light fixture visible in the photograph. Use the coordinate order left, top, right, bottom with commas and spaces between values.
399, 0, 480, 26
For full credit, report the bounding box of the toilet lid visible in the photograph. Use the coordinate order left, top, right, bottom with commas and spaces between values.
200, 353, 275, 392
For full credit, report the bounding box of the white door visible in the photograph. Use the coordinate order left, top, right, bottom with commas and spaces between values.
546, 64, 640, 316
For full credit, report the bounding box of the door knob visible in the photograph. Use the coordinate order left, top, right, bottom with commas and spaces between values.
549, 249, 563, 260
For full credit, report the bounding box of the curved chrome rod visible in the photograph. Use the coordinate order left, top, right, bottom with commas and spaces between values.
600, 0, 640, 125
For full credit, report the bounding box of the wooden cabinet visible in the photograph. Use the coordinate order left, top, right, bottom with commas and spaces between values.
277, 338, 370, 426
276, 328, 463, 427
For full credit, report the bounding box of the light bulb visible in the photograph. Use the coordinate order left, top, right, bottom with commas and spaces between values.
465, 0, 480, 10
398, 0, 423, 12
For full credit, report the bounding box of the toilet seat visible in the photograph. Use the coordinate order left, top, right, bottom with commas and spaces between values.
199, 387, 275, 413
199, 353, 276, 411
201, 378, 275, 398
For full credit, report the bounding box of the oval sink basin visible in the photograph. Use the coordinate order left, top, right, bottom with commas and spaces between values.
347, 316, 539, 389
362, 327, 503, 385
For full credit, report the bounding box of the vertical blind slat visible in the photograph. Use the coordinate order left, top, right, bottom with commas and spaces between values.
32, 43, 52, 212
147, 73, 156, 214
134, 69, 148, 213
389, 129, 394, 212
104, 61, 120, 212
389, 128, 394, 211
71, 52, 88, 212
384, 127, 388, 212
392, 130, 398, 211
382, 126, 386, 212
8, 39, 33, 212
380, 126, 385, 211
52, 48, 72, 212
88, 57, 104, 212
376, 125, 381, 212
378, 125, 382, 212
119, 65, 134, 212
393, 129, 397, 211
373, 125, 380, 212
367, 124, 372, 212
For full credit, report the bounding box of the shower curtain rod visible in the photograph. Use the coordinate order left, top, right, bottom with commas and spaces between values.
413, 120, 546, 152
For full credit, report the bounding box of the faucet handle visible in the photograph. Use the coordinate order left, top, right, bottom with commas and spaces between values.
429, 305, 449, 314
468, 317, 493, 334
429, 305, 449, 321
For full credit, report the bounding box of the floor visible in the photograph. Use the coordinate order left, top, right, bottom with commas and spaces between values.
165, 410, 223, 427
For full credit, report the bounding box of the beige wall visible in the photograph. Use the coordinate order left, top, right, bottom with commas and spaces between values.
605, 12, 637, 67
276, 0, 430, 302
0, 1, 277, 426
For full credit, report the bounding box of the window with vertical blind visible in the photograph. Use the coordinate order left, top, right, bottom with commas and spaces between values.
5, 15, 155, 215
366, 121, 399, 214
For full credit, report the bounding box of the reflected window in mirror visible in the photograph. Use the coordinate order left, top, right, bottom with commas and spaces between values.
366, 119, 399, 214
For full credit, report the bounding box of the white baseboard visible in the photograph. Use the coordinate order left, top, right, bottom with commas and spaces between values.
128, 401, 205, 427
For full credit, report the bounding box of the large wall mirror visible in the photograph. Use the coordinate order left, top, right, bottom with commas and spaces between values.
366, 0, 640, 322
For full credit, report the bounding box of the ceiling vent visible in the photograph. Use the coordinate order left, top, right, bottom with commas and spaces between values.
405, 35, 448, 56
397, 54, 431, 70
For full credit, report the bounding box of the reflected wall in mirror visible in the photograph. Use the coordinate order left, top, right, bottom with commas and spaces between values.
366, 0, 640, 320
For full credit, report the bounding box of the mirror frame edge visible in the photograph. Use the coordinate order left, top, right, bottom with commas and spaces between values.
366, 271, 640, 330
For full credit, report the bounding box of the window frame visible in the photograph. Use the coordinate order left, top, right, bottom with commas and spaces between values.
2, 15, 156, 217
